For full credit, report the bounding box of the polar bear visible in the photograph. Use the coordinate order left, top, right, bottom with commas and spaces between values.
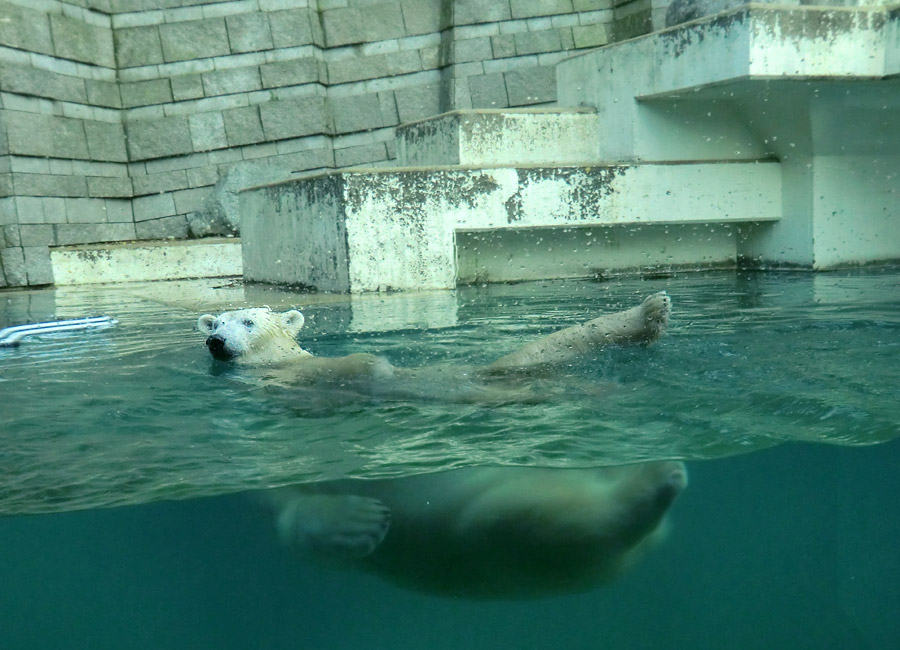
268, 460, 687, 598
199, 293, 681, 597
197, 291, 670, 381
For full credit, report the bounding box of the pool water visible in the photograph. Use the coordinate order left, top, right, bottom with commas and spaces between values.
1, 269, 899, 649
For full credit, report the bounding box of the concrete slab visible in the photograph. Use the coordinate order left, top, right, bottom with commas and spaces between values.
396, 108, 602, 167
557, 5, 900, 268
241, 161, 781, 292
50, 237, 242, 285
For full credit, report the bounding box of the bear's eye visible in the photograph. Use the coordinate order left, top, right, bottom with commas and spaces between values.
242, 319, 254, 328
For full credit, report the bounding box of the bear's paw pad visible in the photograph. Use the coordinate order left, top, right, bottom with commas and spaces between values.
278, 494, 391, 559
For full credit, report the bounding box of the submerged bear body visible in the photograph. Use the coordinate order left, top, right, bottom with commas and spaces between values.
272, 461, 687, 599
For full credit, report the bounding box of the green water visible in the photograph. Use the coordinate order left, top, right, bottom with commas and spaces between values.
1, 270, 898, 515
1, 269, 899, 649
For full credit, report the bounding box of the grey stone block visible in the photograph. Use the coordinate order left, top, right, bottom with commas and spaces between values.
104, 199, 134, 223
223, 106, 266, 147
260, 59, 319, 89
614, 7, 651, 39
510, 0, 574, 19
0, 4, 53, 57
87, 176, 133, 198
329, 50, 422, 84
451, 37, 493, 63
401, 0, 443, 35
171, 75, 205, 101
189, 112, 229, 152
378, 90, 399, 126
453, 0, 512, 25
132, 170, 189, 196
514, 29, 562, 55
226, 12, 274, 53
328, 55, 389, 85
3, 225, 21, 247
13, 174, 87, 198
19, 225, 55, 247
55, 223, 136, 246
188, 162, 293, 237
15, 196, 45, 224
269, 8, 315, 48
468, 73, 509, 108
572, 22, 610, 48
504, 66, 556, 105
362, 3, 407, 42
332, 93, 384, 134
86, 80, 122, 108
272, 146, 334, 173
395, 83, 441, 123
335, 142, 388, 168
133, 192, 177, 222
202, 68, 262, 97
0, 63, 88, 104
321, 7, 364, 46
5, 112, 89, 159
121, 79, 173, 107
241, 142, 279, 161
187, 166, 219, 188
1, 246, 27, 286
24, 246, 54, 285
114, 26, 164, 68
126, 116, 194, 160
259, 97, 330, 140
135, 215, 188, 240
491, 34, 517, 58
65, 198, 108, 224
575, 0, 613, 8
50, 14, 115, 68
159, 18, 230, 63
42, 198, 67, 223
0, 198, 15, 225
173, 187, 211, 214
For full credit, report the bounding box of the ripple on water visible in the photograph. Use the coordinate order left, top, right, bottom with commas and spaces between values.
1, 270, 898, 515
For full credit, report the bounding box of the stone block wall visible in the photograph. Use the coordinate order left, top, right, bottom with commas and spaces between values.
1, 0, 619, 287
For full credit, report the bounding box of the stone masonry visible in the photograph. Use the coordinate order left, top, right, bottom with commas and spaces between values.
0, 0, 626, 287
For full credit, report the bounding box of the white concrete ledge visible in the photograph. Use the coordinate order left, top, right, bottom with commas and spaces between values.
241, 161, 781, 292
50, 238, 242, 285
558, 5, 900, 269
396, 108, 602, 167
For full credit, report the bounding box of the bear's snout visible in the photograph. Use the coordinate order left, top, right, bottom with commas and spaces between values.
206, 335, 234, 361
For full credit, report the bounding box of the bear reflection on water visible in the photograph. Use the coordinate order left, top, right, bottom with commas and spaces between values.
269, 461, 687, 599
199, 293, 683, 597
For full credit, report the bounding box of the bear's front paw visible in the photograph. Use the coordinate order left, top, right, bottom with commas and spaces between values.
277, 494, 392, 559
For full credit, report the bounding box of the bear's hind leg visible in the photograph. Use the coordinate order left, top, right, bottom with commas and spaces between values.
274, 492, 391, 559
484, 292, 671, 375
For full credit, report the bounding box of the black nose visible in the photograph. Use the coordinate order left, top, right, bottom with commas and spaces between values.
206, 335, 232, 361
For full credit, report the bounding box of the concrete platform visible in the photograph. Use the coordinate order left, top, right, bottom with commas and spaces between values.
396, 108, 601, 167
241, 161, 780, 292
558, 4, 900, 269
50, 238, 242, 285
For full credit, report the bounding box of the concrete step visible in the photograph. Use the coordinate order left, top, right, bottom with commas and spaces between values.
50, 237, 242, 285
241, 161, 781, 293
557, 5, 900, 269
396, 108, 601, 167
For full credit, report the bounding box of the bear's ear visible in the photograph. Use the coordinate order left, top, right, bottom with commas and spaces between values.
281, 310, 305, 336
197, 314, 217, 335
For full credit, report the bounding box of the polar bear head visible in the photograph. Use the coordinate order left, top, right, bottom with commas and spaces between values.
197, 307, 309, 364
